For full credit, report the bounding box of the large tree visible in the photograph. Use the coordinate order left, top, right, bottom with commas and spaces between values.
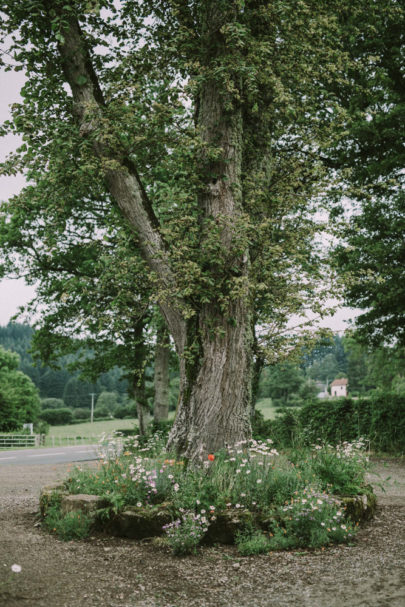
0, 0, 377, 459
329, 0, 405, 345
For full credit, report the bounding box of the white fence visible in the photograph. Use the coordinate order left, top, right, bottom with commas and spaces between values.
45, 434, 100, 447
0, 434, 40, 448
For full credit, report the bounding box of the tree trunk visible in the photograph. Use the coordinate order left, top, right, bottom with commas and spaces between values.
167, 2, 253, 461
134, 378, 150, 437
251, 325, 265, 417
167, 302, 252, 460
153, 324, 170, 423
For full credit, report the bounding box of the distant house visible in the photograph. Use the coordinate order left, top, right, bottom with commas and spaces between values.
330, 378, 348, 397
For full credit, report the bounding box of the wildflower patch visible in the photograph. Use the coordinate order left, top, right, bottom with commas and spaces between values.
39, 434, 376, 554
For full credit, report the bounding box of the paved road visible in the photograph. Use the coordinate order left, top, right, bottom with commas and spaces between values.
0, 444, 99, 466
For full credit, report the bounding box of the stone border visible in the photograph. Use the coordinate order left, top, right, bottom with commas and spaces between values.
40, 484, 377, 544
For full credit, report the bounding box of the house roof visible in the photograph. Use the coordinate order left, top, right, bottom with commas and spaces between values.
331, 378, 348, 386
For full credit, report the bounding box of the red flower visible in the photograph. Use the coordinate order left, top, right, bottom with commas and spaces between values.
208, 454, 215, 461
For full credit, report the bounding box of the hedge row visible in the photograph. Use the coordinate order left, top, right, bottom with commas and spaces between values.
255, 393, 405, 454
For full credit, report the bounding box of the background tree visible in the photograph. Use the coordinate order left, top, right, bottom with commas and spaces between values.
0, 345, 41, 431
96, 391, 119, 416
329, 0, 405, 346
0, 324, 129, 399
258, 363, 305, 408
153, 321, 170, 423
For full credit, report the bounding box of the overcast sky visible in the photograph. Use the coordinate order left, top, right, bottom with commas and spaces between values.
0, 67, 37, 326
0, 63, 359, 332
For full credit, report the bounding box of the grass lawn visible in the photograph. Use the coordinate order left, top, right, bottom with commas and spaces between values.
256, 398, 278, 420
256, 398, 301, 420
45, 418, 138, 447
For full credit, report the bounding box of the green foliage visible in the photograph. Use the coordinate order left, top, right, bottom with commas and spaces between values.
266, 394, 405, 453
163, 512, 208, 556
235, 527, 272, 556
0, 324, 129, 402
96, 391, 119, 414
1, 0, 401, 455
251, 409, 274, 441
113, 403, 137, 419
63, 377, 97, 409
307, 354, 340, 385
0, 0, 376, 383
369, 393, 405, 453
41, 397, 65, 410
43, 505, 92, 542
72, 408, 90, 421
269, 487, 356, 550
66, 437, 368, 516
94, 405, 110, 419
0, 345, 41, 431
259, 363, 305, 407
290, 442, 370, 496
328, 2, 405, 346
34, 420, 50, 435
59, 436, 368, 551
39, 407, 73, 426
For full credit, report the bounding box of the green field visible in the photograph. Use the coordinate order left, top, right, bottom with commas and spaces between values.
256, 398, 278, 420
43, 403, 281, 447
45, 418, 138, 447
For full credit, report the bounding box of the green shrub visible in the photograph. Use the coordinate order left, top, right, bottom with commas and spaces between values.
269, 487, 356, 549
72, 408, 90, 421
41, 398, 65, 410
370, 392, 405, 452
34, 420, 50, 435
94, 405, 110, 419
39, 407, 73, 425
163, 511, 208, 555
264, 394, 404, 453
289, 440, 369, 495
96, 391, 119, 414
43, 505, 92, 541
114, 404, 137, 419
53, 435, 371, 551
251, 409, 273, 440
252, 408, 302, 447
236, 528, 272, 556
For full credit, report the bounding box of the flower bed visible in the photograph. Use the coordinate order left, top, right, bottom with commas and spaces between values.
40, 436, 376, 555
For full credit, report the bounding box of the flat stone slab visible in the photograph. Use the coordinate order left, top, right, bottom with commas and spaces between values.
61, 494, 108, 515
106, 505, 172, 539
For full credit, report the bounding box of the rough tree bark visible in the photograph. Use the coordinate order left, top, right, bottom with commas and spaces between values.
153, 324, 170, 423
166, 4, 253, 458
131, 321, 150, 437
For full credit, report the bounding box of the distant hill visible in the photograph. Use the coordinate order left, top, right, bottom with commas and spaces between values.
0, 323, 128, 406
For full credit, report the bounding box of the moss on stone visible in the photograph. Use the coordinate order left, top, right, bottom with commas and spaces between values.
39, 485, 68, 517
105, 503, 173, 539
340, 487, 377, 523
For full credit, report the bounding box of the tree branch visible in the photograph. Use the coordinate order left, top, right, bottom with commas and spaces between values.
49, 8, 186, 350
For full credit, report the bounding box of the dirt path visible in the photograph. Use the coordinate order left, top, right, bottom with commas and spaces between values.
0, 459, 404, 607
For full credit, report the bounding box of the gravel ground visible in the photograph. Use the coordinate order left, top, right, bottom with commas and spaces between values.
0, 458, 404, 607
